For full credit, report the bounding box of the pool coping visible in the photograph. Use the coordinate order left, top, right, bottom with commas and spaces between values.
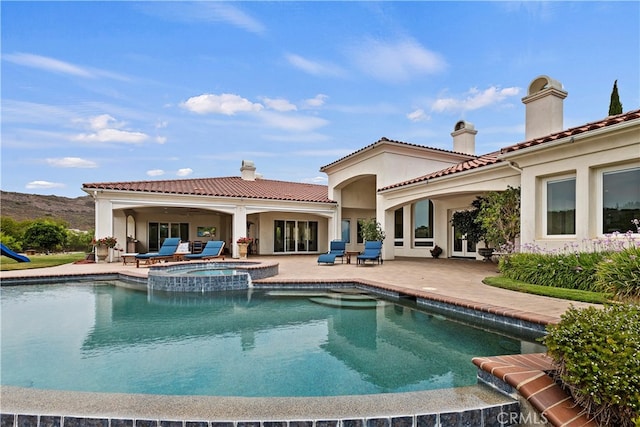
472, 354, 597, 427
1, 269, 586, 427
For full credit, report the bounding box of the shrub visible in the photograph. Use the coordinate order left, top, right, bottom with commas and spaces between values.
595, 246, 640, 301
543, 304, 640, 426
499, 251, 605, 291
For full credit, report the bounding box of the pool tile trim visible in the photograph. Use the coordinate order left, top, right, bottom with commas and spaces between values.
472, 354, 598, 427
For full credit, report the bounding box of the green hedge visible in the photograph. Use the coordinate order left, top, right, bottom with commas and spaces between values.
498, 251, 606, 292
595, 246, 640, 301
543, 304, 640, 427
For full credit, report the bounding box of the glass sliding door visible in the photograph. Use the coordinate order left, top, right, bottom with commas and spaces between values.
273, 220, 319, 253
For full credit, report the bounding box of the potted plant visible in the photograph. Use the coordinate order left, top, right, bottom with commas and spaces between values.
451, 197, 490, 259
451, 187, 521, 261
92, 236, 117, 262
358, 218, 386, 243
430, 245, 443, 258
236, 237, 252, 259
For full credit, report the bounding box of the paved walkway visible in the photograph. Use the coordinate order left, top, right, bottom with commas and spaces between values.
0, 255, 594, 323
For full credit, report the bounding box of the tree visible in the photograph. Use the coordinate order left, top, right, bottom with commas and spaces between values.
608, 80, 623, 116
358, 218, 386, 242
22, 220, 68, 253
450, 197, 488, 247
477, 186, 521, 249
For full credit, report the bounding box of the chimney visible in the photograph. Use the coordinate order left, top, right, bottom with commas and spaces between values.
240, 160, 256, 181
522, 75, 568, 140
451, 120, 476, 155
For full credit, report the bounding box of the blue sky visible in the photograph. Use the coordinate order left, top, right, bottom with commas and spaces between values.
2, 1, 639, 198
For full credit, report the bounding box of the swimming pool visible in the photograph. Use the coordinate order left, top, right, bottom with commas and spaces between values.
0, 282, 543, 398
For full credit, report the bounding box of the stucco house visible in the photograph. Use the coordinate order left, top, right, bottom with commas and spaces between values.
83, 75, 640, 260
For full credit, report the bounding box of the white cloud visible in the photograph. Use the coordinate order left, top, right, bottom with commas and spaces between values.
140, 2, 265, 35
348, 38, 447, 83
74, 128, 148, 144
302, 176, 328, 184
259, 111, 329, 132
431, 86, 522, 113
147, 169, 165, 177
407, 109, 430, 122
46, 157, 97, 168
26, 180, 65, 189
204, 3, 266, 35
3, 52, 130, 81
73, 114, 149, 144
181, 93, 263, 115
303, 94, 329, 109
176, 168, 193, 177
156, 136, 167, 144
261, 97, 297, 112
286, 53, 346, 78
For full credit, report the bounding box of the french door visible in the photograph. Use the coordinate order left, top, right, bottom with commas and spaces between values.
451, 223, 476, 258
274, 220, 318, 253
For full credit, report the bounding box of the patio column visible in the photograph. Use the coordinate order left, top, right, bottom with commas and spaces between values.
232, 206, 247, 259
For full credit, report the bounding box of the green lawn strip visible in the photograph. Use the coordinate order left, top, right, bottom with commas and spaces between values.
483, 276, 612, 304
1, 253, 87, 271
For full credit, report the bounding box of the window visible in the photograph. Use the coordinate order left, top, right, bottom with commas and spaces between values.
413, 200, 434, 246
394, 208, 403, 246
357, 218, 365, 244
341, 219, 351, 243
546, 177, 576, 235
602, 167, 640, 233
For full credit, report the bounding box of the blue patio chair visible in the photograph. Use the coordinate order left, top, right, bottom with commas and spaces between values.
184, 240, 225, 261
135, 237, 181, 267
317, 240, 346, 265
356, 241, 383, 266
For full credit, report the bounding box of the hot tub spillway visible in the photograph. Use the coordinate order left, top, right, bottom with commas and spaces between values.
147, 263, 252, 292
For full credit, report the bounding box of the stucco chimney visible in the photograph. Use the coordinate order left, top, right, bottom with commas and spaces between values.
522, 75, 568, 141
451, 120, 476, 155
240, 160, 256, 181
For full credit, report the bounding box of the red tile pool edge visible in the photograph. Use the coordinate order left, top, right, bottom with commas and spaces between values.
472, 354, 598, 427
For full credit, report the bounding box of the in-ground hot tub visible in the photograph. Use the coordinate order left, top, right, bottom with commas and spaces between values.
147, 260, 278, 292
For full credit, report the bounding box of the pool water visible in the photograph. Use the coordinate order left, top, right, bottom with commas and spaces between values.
1, 283, 539, 397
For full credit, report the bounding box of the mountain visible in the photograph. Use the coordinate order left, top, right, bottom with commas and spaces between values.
0, 191, 95, 231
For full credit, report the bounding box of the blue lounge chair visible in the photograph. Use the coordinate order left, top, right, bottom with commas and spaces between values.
357, 241, 383, 265
184, 240, 225, 261
135, 237, 181, 267
317, 240, 346, 265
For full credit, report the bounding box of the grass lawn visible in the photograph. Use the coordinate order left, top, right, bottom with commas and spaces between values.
1, 252, 87, 271
483, 276, 612, 304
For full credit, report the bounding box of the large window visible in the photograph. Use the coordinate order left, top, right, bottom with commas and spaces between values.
413, 200, 434, 247
546, 177, 576, 235
602, 167, 640, 233
273, 220, 318, 253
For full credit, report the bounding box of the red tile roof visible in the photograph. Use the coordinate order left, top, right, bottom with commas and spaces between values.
500, 109, 640, 155
82, 177, 334, 204
379, 152, 502, 191
380, 109, 640, 192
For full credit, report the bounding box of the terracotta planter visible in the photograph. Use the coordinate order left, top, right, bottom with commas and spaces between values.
96, 245, 109, 262
238, 243, 248, 259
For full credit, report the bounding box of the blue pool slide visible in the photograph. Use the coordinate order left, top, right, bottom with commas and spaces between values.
0, 243, 30, 262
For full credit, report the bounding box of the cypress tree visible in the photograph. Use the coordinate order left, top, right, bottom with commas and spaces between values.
608, 80, 623, 116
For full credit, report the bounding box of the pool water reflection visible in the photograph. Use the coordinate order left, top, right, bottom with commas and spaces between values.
0, 283, 544, 397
